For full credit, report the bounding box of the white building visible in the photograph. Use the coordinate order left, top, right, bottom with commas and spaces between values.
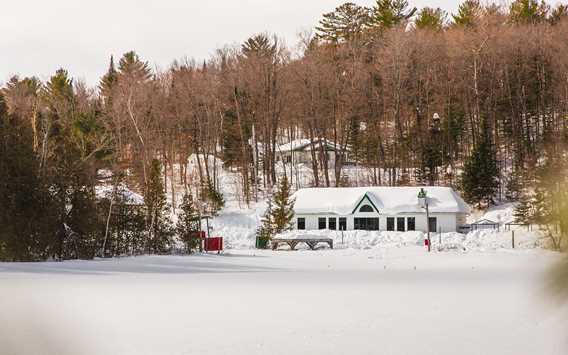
292, 186, 470, 233
275, 139, 353, 166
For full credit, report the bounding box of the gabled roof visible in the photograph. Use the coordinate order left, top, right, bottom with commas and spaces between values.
292, 186, 471, 215
96, 185, 144, 205
471, 218, 499, 225
276, 138, 348, 153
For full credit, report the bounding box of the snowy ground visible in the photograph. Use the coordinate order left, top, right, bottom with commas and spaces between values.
1, 248, 567, 355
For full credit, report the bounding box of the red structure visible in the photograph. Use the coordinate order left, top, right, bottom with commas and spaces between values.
204, 237, 223, 253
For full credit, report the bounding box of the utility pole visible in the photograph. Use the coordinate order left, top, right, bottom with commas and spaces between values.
418, 188, 431, 253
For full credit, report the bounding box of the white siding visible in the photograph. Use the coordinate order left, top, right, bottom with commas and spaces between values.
294, 212, 459, 232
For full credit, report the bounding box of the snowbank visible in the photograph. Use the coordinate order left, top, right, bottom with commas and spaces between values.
272, 229, 546, 252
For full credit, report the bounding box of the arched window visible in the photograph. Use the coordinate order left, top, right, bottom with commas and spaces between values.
359, 204, 374, 213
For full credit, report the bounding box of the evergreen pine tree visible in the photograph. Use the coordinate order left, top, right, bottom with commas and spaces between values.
509, 0, 549, 24
270, 175, 296, 234
452, 0, 482, 27
505, 167, 523, 201
461, 122, 500, 207
514, 191, 534, 224
315, 3, 372, 43
415, 7, 447, 30
202, 181, 225, 216
255, 200, 274, 248
176, 191, 200, 253
242, 34, 277, 59
145, 159, 174, 253
371, 0, 417, 29
549, 4, 568, 25
0, 94, 58, 261
100, 55, 118, 101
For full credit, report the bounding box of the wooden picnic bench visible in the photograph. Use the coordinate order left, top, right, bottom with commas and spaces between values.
271, 238, 333, 251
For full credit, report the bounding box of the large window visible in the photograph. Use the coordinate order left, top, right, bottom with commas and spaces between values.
354, 218, 379, 231
328, 217, 337, 230
397, 217, 405, 232
387, 217, 395, 231
428, 217, 437, 233
318, 217, 327, 230
407, 217, 416, 231
339, 217, 347, 231
297, 218, 305, 230
359, 204, 374, 213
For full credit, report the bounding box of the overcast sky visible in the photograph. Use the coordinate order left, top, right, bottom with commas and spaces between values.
1, 0, 476, 86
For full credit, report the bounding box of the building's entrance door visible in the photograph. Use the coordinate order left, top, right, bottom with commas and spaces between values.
428, 217, 437, 233
354, 218, 379, 231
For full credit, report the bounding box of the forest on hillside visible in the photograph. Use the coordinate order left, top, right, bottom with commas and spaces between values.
1, 0, 568, 260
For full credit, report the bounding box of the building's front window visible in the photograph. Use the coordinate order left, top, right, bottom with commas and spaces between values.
339, 217, 347, 231
328, 217, 337, 230
387, 217, 395, 231
359, 204, 374, 213
318, 218, 327, 230
297, 218, 305, 230
397, 217, 405, 232
407, 217, 416, 231
354, 218, 379, 231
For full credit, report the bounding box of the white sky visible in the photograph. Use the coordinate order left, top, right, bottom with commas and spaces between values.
0, 1, 479, 85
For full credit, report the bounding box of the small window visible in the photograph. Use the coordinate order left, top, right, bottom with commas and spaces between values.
328, 218, 337, 230
318, 217, 327, 230
339, 217, 347, 231
387, 217, 395, 231
297, 218, 305, 230
407, 217, 416, 231
397, 217, 405, 232
359, 204, 374, 213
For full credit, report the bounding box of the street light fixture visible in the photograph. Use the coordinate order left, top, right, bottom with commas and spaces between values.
418, 188, 431, 253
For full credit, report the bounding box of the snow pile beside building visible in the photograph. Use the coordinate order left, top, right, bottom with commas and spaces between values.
273, 229, 545, 252
468, 202, 518, 224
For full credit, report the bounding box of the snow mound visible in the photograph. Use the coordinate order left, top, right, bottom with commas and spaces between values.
95, 184, 144, 205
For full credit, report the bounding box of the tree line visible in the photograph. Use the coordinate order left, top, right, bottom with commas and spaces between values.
2, 0, 568, 260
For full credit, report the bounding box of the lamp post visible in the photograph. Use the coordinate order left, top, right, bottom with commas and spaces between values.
418, 188, 431, 252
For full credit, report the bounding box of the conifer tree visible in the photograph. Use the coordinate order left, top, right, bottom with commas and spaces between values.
118, 51, 152, 82
270, 175, 296, 234
176, 191, 200, 253
100, 55, 117, 101
461, 123, 500, 206
452, 0, 482, 27
371, 0, 417, 29
255, 200, 274, 247
509, 0, 549, 24
203, 181, 225, 216
549, 4, 568, 25
0, 94, 58, 261
242, 34, 277, 58
315, 2, 372, 43
145, 159, 174, 253
415, 7, 447, 30
514, 191, 534, 224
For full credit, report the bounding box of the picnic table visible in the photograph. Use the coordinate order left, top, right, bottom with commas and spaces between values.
271, 238, 333, 251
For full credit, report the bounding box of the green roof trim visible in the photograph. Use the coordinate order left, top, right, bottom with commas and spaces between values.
351, 193, 380, 214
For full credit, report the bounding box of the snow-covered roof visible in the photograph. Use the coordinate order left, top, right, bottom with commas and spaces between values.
292, 186, 471, 215
277, 139, 348, 153
471, 218, 499, 225
96, 185, 144, 205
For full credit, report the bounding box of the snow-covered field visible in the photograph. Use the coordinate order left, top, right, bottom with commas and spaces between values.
1, 248, 567, 355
